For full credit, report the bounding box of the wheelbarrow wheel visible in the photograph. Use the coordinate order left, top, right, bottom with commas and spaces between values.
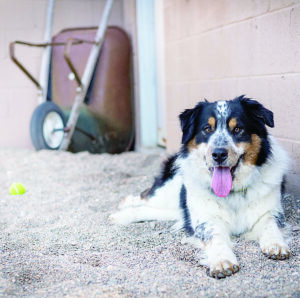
30, 101, 66, 150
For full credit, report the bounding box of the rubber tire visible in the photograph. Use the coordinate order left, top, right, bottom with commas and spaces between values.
30, 101, 66, 150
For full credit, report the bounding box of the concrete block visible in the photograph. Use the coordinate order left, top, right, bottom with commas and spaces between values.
166, 5, 300, 82
165, 82, 190, 122
270, 0, 300, 11
186, 74, 300, 141
166, 119, 181, 152
164, 42, 180, 82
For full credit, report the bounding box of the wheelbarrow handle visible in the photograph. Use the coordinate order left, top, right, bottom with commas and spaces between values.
9, 39, 96, 92
9, 40, 66, 90
9, 41, 43, 90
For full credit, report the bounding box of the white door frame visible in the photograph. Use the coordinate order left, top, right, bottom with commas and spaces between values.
135, 0, 166, 149
154, 0, 167, 147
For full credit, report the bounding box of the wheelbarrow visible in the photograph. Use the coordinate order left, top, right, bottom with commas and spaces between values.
9, 0, 134, 153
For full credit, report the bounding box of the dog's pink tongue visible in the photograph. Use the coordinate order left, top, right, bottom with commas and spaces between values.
212, 167, 232, 197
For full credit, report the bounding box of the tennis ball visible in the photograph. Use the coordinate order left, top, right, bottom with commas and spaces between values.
9, 183, 26, 195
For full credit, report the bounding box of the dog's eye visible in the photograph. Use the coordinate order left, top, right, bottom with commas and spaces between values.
204, 126, 213, 133
234, 127, 242, 134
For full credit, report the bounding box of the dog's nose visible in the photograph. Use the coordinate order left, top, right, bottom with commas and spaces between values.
212, 148, 228, 164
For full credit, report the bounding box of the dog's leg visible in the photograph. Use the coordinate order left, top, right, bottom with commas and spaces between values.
110, 172, 182, 225
251, 212, 290, 260
188, 220, 239, 279
109, 205, 181, 225
117, 194, 147, 210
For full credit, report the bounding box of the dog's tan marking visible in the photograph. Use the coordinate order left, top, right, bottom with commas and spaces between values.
208, 117, 216, 130
187, 137, 198, 151
228, 118, 237, 131
140, 188, 151, 200
240, 134, 261, 165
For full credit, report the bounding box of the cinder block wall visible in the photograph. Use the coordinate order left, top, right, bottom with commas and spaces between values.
0, 0, 138, 149
163, 0, 300, 196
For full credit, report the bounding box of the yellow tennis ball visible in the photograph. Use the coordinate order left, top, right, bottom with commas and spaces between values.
9, 183, 26, 195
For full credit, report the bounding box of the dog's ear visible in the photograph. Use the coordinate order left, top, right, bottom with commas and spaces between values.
179, 102, 204, 144
238, 96, 274, 128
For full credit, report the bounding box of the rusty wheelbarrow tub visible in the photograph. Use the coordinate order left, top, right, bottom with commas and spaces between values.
51, 26, 134, 153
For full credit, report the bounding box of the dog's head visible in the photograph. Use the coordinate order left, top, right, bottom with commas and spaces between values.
179, 95, 274, 197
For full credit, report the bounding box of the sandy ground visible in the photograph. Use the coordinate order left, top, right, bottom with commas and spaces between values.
0, 148, 299, 297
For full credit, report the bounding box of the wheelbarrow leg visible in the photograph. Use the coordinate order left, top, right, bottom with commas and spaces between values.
59, 0, 114, 151
38, 0, 55, 104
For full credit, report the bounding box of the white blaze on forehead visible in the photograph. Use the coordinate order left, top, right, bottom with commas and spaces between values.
216, 101, 229, 119
211, 101, 232, 148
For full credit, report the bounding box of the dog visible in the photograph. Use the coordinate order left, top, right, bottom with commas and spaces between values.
109, 95, 290, 279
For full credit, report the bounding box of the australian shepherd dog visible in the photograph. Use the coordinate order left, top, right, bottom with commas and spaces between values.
110, 95, 290, 279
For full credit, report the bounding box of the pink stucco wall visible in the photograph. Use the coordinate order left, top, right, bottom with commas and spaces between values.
163, 0, 300, 196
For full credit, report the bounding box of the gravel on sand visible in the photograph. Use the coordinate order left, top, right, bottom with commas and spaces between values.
0, 149, 299, 297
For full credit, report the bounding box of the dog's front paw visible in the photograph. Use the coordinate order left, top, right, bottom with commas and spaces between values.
207, 261, 240, 279
108, 209, 134, 225
262, 244, 290, 260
